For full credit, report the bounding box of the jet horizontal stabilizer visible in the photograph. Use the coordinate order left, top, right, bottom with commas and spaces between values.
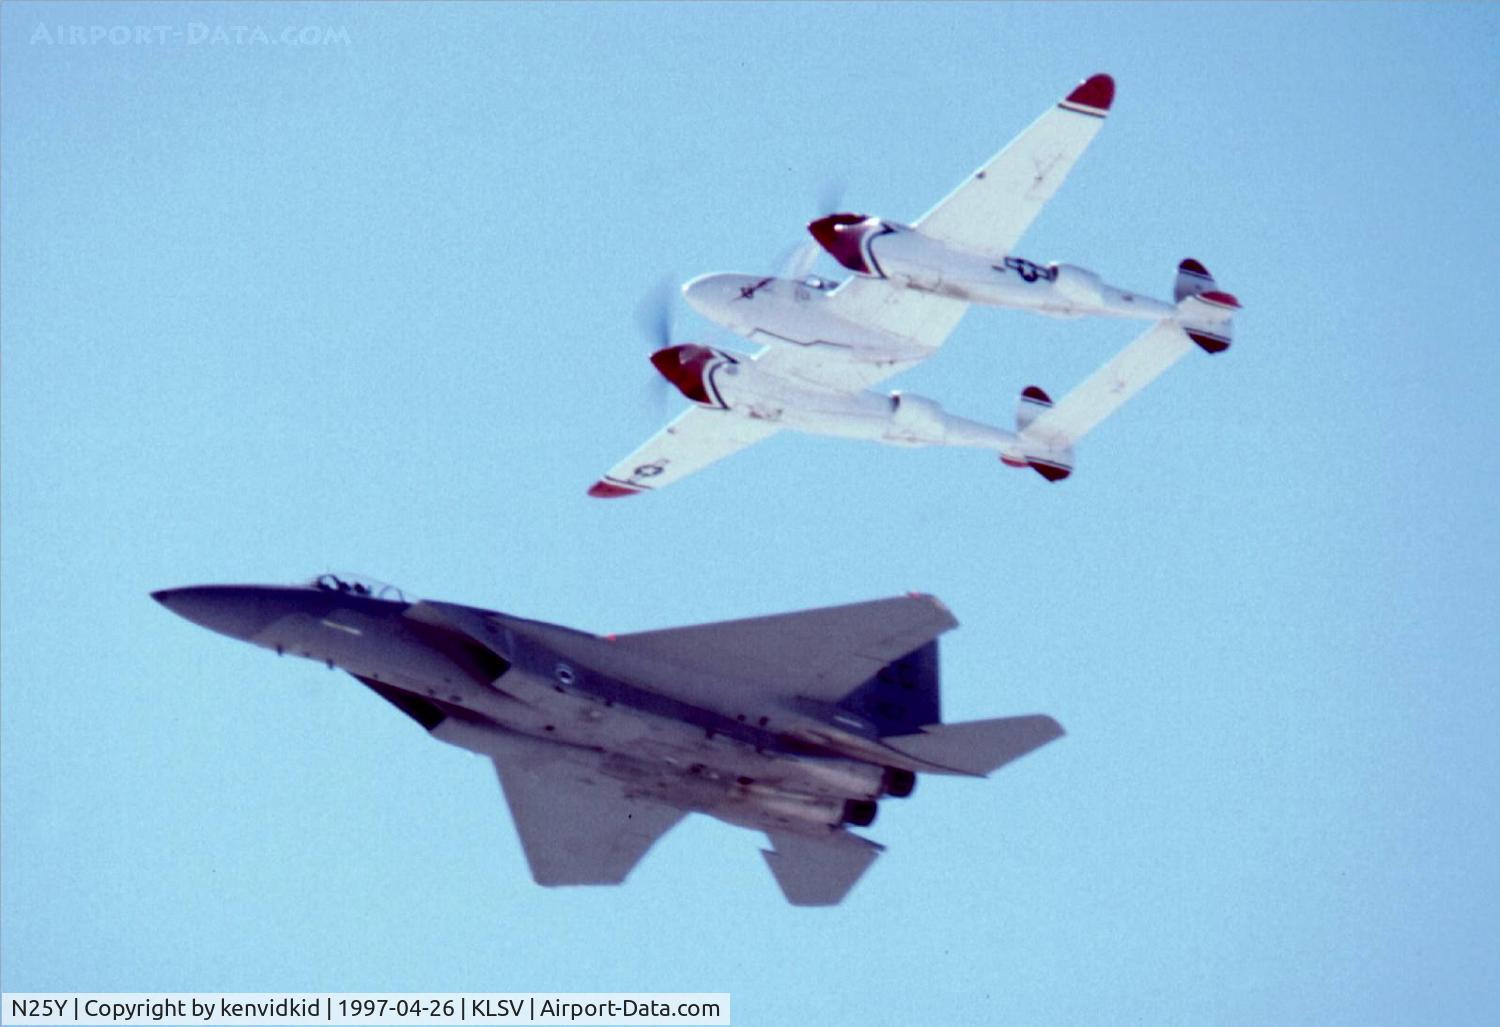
762, 830, 883, 907
883, 715, 1064, 777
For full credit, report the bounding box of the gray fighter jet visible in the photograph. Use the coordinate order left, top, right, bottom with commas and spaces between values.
153, 573, 1063, 905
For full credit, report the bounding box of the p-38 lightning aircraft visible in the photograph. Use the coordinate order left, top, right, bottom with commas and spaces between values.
589, 73, 1240, 497
155, 574, 1062, 906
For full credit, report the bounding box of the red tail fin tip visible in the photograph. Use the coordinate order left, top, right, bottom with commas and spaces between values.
1028, 459, 1072, 483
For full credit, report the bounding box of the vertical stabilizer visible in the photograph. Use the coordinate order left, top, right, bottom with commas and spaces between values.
1173, 257, 1216, 302
837, 640, 942, 736
1177, 287, 1239, 354
1002, 386, 1073, 481
1016, 385, 1053, 431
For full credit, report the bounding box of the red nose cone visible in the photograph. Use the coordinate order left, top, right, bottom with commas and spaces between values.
807, 213, 874, 274
1063, 73, 1115, 114
807, 213, 862, 249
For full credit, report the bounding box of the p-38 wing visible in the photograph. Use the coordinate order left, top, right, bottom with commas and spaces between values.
587, 403, 782, 499
913, 73, 1114, 261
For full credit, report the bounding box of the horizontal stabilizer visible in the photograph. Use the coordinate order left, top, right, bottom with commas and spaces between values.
1006, 263, 1239, 476
762, 830, 883, 906
884, 715, 1064, 776
1015, 317, 1194, 456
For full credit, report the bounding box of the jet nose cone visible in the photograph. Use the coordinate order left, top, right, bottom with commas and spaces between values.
151, 585, 289, 642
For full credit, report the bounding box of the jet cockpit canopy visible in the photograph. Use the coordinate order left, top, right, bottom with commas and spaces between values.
309, 572, 411, 603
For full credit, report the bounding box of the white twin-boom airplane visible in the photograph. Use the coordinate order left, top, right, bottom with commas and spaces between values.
590, 74, 1240, 497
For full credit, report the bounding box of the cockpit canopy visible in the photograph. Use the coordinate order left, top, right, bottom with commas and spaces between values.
798, 274, 839, 291
309, 572, 410, 603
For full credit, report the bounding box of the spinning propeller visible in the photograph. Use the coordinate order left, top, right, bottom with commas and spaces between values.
629, 177, 847, 413
633, 275, 681, 416
776, 178, 847, 281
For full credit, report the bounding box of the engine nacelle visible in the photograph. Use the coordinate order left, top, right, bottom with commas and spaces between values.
649, 344, 739, 410
881, 767, 916, 798
1048, 263, 1105, 306
886, 391, 948, 444
749, 787, 848, 829
785, 756, 886, 800
841, 798, 878, 827
807, 213, 890, 276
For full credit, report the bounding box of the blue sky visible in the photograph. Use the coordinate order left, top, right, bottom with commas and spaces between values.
2, 2, 1497, 1023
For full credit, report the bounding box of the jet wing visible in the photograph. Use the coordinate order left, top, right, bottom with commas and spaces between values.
411, 593, 957, 714
762, 831, 883, 907
588, 404, 781, 497
490, 750, 685, 886
913, 74, 1115, 261
605, 593, 959, 707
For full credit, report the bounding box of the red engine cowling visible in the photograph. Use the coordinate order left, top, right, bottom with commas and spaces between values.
650, 344, 738, 409
807, 213, 889, 276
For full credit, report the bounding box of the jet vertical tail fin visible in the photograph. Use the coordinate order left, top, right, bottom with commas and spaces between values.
836, 639, 942, 736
